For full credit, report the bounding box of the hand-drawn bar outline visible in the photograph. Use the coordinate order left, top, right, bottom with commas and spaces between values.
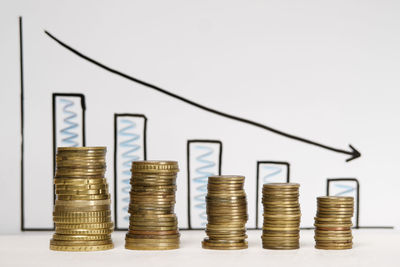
326, 178, 360, 229
255, 161, 290, 229
186, 140, 222, 230
113, 113, 147, 231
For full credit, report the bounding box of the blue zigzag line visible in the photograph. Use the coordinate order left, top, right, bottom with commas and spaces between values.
119, 119, 141, 221
193, 145, 216, 224
334, 184, 355, 196
60, 98, 79, 147
262, 165, 282, 184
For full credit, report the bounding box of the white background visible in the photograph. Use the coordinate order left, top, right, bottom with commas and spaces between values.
1, 0, 400, 232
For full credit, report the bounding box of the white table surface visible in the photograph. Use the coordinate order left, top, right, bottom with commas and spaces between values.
0, 229, 398, 267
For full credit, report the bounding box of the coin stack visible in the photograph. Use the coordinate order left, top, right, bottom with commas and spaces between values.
125, 161, 180, 250
50, 147, 114, 252
314, 196, 354, 250
202, 175, 248, 250
261, 183, 301, 249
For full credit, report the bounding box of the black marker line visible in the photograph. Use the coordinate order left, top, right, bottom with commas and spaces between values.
113, 114, 147, 231
113, 114, 118, 230
255, 163, 259, 229
43, 30, 361, 162
20, 18, 54, 231
255, 161, 290, 229
186, 141, 191, 230
187, 140, 222, 229
19, 16, 25, 231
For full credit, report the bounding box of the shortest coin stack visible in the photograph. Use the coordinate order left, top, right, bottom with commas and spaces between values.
50, 147, 114, 252
202, 175, 248, 250
261, 183, 301, 250
314, 196, 354, 250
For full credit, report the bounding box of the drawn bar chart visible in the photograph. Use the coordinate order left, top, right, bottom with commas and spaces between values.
114, 114, 147, 230
255, 161, 290, 229
187, 140, 222, 229
327, 178, 360, 228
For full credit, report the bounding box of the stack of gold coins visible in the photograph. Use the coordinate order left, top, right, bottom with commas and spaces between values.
125, 161, 180, 250
261, 183, 301, 249
202, 175, 248, 250
314, 196, 354, 250
50, 147, 114, 252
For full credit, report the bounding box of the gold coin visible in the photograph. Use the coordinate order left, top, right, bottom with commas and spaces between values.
50, 243, 113, 252
55, 189, 109, 196
52, 234, 111, 241
53, 216, 112, 224
55, 222, 114, 229
131, 161, 179, 172
57, 194, 110, 200
202, 240, 247, 250
54, 204, 110, 212
50, 239, 112, 246
56, 183, 108, 190
54, 178, 107, 185
53, 210, 110, 217
55, 228, 113, 235
57, 146, 106, 153
126, 233, 180, 239
125, 237, 179, 244
125, 244, 179, 250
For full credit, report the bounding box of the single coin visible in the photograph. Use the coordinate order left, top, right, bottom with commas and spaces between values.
53, 210, 111, 217
50, 243, 113, 252
125, 244, 179, 250
54, 178, 107, 185
57, 194, 110, 200
50, 239, 112, 246
54, 205, 111, 212
128, 230, 179, 235
55, 199, 111, 206
52, 234, 111, 241
53, 216, 112, 224
55, 222, 114, 230
202, 240, 248, 250
131, 161, 179, 173
55, 228, 113, 235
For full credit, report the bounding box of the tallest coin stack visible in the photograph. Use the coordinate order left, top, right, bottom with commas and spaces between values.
50, 147, 114, 252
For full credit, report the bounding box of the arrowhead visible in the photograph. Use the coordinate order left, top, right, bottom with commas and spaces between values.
346, 144, 361, 162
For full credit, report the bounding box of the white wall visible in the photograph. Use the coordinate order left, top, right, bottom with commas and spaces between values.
1, 0, 400, 233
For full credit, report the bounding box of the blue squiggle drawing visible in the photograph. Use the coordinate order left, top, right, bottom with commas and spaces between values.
60, 98, 79, 147
119, 119, 141, 221
334, 184, 355, 196
194, 145, 216, 226
262, 165, 282, 184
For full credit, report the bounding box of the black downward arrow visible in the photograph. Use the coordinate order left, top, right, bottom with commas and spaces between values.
44, 30, 362, 163
345, 145, 361, 162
